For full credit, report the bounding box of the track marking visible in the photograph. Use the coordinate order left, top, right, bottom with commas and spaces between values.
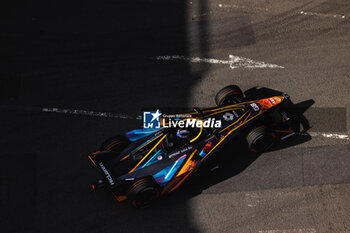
1, 105, 349, 141
309, 132, 349, 140
300, 11, 346, 19
259, 228, 317, 233
0, 105, 141, 120
155, 55, 284, 69
217, 3, 269, 12
41, 107, 142, 120
245, 193, 260, 207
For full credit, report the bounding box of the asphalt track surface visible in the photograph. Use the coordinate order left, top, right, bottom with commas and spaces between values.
1, 0, 350, 232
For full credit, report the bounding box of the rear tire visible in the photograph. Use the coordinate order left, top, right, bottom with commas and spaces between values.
246, 126, 275, 153
127, 177, 160, 208
100, 135, 129, 153
215, 85, 244, 106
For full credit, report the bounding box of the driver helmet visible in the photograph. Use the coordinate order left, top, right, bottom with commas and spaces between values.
176, 129, 190, 138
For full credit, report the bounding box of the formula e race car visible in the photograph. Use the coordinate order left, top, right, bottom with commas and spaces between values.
88, 85, 300, 208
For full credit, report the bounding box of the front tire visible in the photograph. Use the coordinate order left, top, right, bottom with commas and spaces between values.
215, 85, 244, 106
246, 126, 275, 153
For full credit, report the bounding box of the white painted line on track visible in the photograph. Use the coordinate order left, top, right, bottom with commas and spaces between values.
41, 107, 142, 120
309, 132, 349, 140
0, 105, 141, 120
155, 55, 284, 69
245, 193, 260, 207
300, 11, 346, 19
259, 228, 317, 233
217, 3, 269, 12
2, 105, 349, 141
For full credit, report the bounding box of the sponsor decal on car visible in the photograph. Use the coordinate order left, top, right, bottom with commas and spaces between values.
231, 110, 239, 118
223, 112, 234, 121
99, 162, 115, 186
250, 103, 260, 111
269, 98, 276, 104
169, 145, 193, 159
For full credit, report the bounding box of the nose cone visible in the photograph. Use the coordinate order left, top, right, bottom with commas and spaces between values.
256, 96, 284, 110
272, 96, 284, 104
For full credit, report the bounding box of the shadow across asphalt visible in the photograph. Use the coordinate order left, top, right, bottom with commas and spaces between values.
1, 0, 211, 232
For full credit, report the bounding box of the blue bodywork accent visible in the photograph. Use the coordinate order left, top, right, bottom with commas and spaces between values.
140, 150, 166, 169
125, 128, 162, 142
199, 151, 206, 157
153, 155, 186, 186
